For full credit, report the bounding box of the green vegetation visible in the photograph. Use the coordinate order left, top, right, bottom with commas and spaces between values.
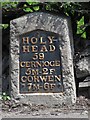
1, 1, 18, 8
1, 2, 90, 39
0, 24, 9, 29
77, 16, 86, 38
0, 92, 11, 101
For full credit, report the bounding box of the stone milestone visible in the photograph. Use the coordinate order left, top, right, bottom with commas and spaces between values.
10, 12, 76, 106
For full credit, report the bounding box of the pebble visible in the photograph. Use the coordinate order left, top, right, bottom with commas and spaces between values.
81, 110, 88, 115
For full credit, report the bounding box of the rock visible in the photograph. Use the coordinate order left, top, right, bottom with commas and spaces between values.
75, 46, 90, 78
10, 12, 76, 106
81, 110, 88, 115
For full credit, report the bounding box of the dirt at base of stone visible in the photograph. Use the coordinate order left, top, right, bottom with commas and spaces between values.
1, 96, 90, 118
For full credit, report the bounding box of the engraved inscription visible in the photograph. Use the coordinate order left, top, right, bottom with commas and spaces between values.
19, 30, 63, 93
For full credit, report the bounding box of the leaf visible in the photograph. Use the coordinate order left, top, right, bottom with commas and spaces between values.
23, 7, 33, 12
77, 16, 86, 38
33, 6, 39, 11
7, 96, 11, 100
0, 24, 9, 29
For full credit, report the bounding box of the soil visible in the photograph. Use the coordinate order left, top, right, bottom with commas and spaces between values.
0, 96, 90, 118
1, 87, 90, 118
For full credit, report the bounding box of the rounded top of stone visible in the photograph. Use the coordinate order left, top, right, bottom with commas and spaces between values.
10, 11, 70, 23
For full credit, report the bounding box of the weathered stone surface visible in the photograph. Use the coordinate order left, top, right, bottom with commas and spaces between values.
76, 46, 90, 78
10, 12, 76, 106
